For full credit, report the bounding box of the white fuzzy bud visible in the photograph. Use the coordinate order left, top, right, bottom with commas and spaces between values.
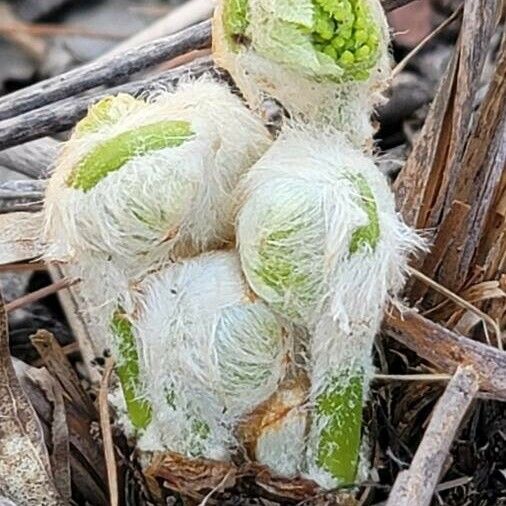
236, 126, 425, 486
121, 251, 292, 459
213, 0, 392, 144
43, 78, 272, 355
44, 78, 272, 280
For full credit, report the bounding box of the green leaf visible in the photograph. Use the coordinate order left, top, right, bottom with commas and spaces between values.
73, 94, 144, 138
67, 120, 194, 191
247, 0, 382, 81
348, 173, 380, 254
111, 311, 152, 431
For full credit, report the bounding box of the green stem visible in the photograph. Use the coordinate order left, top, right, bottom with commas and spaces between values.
111, 311, 152, 431
315, 367, 364, 485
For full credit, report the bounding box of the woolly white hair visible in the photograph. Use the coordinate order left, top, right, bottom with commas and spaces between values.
236, 126, 425, 487
213, 0, 391, 145
121, 251, 292, 459
42, 78, 271, 355
44, 78, 272, 279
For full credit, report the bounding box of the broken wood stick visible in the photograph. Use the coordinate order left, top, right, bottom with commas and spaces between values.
386, 365, 479, 506
0, 58, 213, 151
384, 308, 506, 400
0, 20, 212, 122
0, 137, 59, 178
0, 179, 45, 213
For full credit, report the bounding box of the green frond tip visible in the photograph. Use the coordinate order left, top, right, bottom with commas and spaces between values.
316, 370, 364, 485
111, 310, 152, 431
73, 94, 144, 138
189, 418, 211, 457
257, 228, 307, 292
222, 0, 249, 42
312, 0, 381, 80
348, 173, 380, 254
254, 226, 320, 320
164, 385, 210, 457
67, 120, 194, 191
216, 304, 284, 392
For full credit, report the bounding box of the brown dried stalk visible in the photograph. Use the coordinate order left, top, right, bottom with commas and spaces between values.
5, 277, 79, 313
99, 358, 119, 506
0, 22, 129, 40
0, 261, 46, 272
394, 1, 505, 350
394, 0, 501, 230
386, 365, 479, 506
384, 308, 506, 400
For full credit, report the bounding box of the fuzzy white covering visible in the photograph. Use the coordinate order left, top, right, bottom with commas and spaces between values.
236, 126, 426, 486
43, 78, 272, 353
127, 251, 292, 459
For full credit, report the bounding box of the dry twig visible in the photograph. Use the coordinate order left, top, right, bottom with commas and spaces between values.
384, 308, 506, 400
387, 366, 479, 506
0, 20, 212, 122
0, 23, 129, 40
0, 180, 44, 214
0, 137, 59, 179
392, 6, 463, 78
410, 267, 503, 348
0, 3, 46, 62
103, 0, 214, 58
0, 261, 46, 272
99, 358, 119, 506
5, 277, 79, 313
0, 58, 213, 151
